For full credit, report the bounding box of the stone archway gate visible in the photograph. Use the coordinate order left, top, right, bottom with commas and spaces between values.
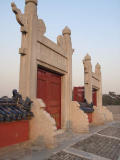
83, 54, 102, 107
11, 0, 74, 138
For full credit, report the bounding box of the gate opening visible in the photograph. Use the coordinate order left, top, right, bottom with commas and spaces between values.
37, 67, 61, 129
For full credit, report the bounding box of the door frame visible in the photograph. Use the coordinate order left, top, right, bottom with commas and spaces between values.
36, 62, 69, 130
37, 65, 64, 129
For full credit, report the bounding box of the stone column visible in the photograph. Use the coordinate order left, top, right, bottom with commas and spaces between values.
24, 0, 38, 99
62, 26, 73, 128
25, 0, 38, 16
95, 63, 102, 107
83, 54, 92, 104
12, 0, 38, 98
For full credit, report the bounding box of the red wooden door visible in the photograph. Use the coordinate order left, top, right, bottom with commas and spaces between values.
92, 89, 97, 106
37, 68, 61, 129
73, 87, 84, 102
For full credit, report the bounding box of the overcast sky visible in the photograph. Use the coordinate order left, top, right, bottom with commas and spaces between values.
0, 0, 120, 97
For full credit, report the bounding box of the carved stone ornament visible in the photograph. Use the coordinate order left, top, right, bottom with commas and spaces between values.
38, 19, 46, 35
84, 54, 91, 61
57, 35, 66, 51
11, 2, 24, 26
62, 26, 71, 35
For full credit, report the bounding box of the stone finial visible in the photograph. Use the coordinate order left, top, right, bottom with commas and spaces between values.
84, 54, 91, 61
25, 0, 38, 5
62, 26, 71, 35
95, 63, 101, 69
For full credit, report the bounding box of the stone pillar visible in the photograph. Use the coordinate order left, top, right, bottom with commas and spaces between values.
62, 26, 73, 128
25, 0, 38, 16
83, 54, 92, 104
95, 63, 102, 107
23, 0, 38, 99
11, 0, 38, 98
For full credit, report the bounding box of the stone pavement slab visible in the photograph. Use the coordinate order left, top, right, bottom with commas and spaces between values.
46, 151, 89, 160
98, 126, 120, 139
72, 134, 120, 160
64, 147, 110, 160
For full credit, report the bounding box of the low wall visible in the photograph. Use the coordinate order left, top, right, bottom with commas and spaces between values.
0, 120, 29, 148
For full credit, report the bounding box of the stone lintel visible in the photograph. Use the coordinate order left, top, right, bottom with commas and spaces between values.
37, 36, 67, 58
37, 60, 67, 75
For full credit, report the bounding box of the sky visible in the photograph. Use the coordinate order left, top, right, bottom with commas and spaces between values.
0, 0, 120, 97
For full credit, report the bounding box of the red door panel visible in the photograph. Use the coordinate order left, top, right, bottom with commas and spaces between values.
37, 68, 61, 129
92, 90, 97, 106
73, 87, 84, 102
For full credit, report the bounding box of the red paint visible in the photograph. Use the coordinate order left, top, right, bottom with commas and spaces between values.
73, 87, 84, 102
73, 87, 97, 123
37, 68, 61, 129
92, 89, 97, 106
0, 120, 29, 148
87, 113, 92, 123
73, 87, 97, 106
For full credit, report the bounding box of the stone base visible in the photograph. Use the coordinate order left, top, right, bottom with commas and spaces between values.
70, 101, 89, 133
92, 106, 113, 125
30, 99, 57, 148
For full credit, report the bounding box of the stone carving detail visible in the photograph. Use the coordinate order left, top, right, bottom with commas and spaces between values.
38, 19, 46, 35
83, 54, 92, 85
11, 3, 27, 32
57, 35, 66, 51
62, 26, 71, 35
83, 54, 92, 74
11, 2, 28, 55
95, 63, 101, 76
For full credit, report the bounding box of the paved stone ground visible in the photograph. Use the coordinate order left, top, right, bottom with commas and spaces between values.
72, 134, 120, 160
46, 151, 89, 160
0, 121, 120, 160
98, 126, 120, 138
